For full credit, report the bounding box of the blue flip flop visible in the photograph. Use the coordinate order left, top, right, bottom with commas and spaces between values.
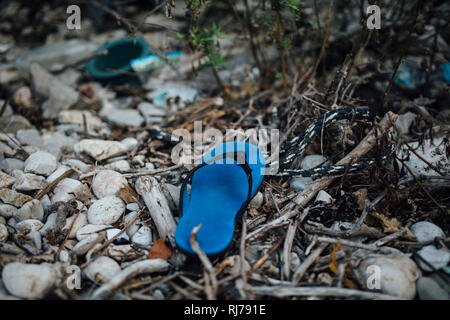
175, 142, 266, 255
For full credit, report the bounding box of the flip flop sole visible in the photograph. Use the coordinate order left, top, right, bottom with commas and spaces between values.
175, 142, 266, 255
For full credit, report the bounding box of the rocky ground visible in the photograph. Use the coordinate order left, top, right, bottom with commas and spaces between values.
0, 0, 449, 300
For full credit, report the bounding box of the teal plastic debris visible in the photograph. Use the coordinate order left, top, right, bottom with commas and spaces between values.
130, 51, 182, 73
85, 37, 150, 85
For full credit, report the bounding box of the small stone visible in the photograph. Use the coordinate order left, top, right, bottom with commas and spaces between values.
357, 255, 421, 299
416, 276, 450, 300
16, 129, 43, 147
11, 170, 47, 191
40, 194, 51, 214
416, 245, 450, 272
0, 224, 8, 242
40, 132, 78, 160
39, 212, 57, 236
131, 226, 152, 248
107, 109, 144, 127
0, 216, 5, 224
62, 213, 88, 239
76, 224, 109, 241
138, 102, 167, 124
120, 137, 138, 151
28, 231, 41, 250
30, 63, 79, 119
24, 151, 57, 176
315, 190, 333, 204
87, 196, 125, 225
397, 135, 449, 177
74, 139, 127, 161
13, 87, 33, 108
249, 191, 263, 208
58, 110, 104, 130
53, 178, 82, 195
2, 262, 58, 299
0, 158, 25, 174
46, 166, 71, 184
73, 233, 103, 256
0, 203, 17, 218
124, 211, 140, 238
51, 192, 74, 204
106, 228, 129, 242
62, 159, 91, 173
105, 160, 130, 172
0, 171, 15, 188
300, 155, 327, 170
126, 203, 139, 211
0, 115, 32, 134
410, 221, 446, 242
15, 219, 44, 233
15, 199, 44, 221
83, 256, 121, 283
0, 188, 32, 207
289, 177, 312, 191
92, 170, 128, 199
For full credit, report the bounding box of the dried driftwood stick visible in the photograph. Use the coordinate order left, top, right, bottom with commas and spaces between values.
247, 111, 398, 242
89, 259, 169, 300
135, 176, 177, 246
245, 284, 403, 300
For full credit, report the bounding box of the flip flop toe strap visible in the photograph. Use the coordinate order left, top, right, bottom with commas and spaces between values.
179, 150, 253, 217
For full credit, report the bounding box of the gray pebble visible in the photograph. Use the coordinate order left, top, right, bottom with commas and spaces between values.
411, 221, 446, 242
24, 151, 57, 176
416, 276, 450, 300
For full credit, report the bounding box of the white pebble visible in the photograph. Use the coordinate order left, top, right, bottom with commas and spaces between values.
24, 151, 57, 176
15, 199, 44, 221
249, 191, 264, 208
73, 233, 103, 256
92, 170, 128, 199
289, 177, 312, 191
28, 231, 41, 249
410, 221, 445, 242
300, 155, 327, 170
124, 211, 140, 237
87, 196, 125, 225
51, 192, 74, 204
126, 203, 139, 211
76, 224, 109, 241
2, 263, 58, 299
0, 170, 15, 188
0, 224, 8, 242
105, 160, 130, 172
11, 170, 47, 191
53, 178, 82, 194
74, 139, 127, 161
45, 165, 71, 184
84, 256, 121, 283
39, 212, 57, 236
0, 203, 17, 218
315, 190, 333, 204
62, 213, 88, 239
106, 228, 129, 242
416, 245, 450, 272
131, 225, 152, 248
358, 256, 421, 299
15, 219, 44, 233
120, 137, 138, 151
